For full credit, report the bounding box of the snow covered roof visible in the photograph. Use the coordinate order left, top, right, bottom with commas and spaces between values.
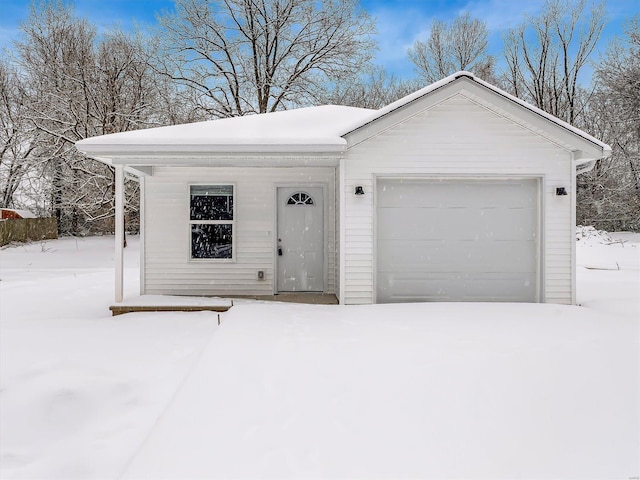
76, 105, 374, 156
76, 71, 610, 164
1, 208, 37, 219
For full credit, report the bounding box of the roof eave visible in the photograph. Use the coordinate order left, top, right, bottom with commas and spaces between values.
574, 144, 611, 175
76, 142, 347, 157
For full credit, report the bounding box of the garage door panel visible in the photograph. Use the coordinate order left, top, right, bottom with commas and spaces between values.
377, 272, 537, 303
377, 208, 442, 240
376, 178, 539, 303
377, 239, 537, 272
378, 180, 539, 209
378, 207, 537, 241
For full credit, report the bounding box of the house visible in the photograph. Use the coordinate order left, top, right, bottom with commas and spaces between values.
76, 72, 610, 305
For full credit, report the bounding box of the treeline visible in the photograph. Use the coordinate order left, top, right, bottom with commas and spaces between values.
1, 0, 638, 234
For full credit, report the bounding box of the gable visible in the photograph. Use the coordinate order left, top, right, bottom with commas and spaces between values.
343, 75, 608, 163
345, 93, 571, 170
348, 92, 568, 160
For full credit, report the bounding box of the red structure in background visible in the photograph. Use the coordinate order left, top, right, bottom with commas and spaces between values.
1, 208, 36, 220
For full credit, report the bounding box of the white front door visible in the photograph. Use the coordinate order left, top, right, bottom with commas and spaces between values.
277, 187, 324, 292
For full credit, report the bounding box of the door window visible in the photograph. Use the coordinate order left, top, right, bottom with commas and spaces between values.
286, 192, 315, 206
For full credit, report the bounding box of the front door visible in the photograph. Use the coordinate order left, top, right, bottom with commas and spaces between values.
277, 187, 324, 292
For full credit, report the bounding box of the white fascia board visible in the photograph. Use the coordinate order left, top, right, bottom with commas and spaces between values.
80, 149, 343, 169
76, 142, 346, 157
107, 152, 342, 168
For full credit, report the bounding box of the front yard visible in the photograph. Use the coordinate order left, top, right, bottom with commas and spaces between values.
1, 233, 638, 479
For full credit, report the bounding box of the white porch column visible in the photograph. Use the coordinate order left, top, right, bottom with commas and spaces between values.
115, 165, 124, 303
339, 157, 346, 304
570, 154, 577, 305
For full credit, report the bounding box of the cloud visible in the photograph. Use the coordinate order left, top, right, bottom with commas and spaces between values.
366, 3, 436, 75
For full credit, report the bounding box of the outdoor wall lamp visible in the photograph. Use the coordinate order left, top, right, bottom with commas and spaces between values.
354, 186, 365, 196
556, 187, 568, 196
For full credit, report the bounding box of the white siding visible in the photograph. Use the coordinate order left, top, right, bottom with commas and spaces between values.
144, 166, 336, 296
343, 93, 574, 305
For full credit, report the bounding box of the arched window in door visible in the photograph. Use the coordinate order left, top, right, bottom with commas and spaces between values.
286, 192, 315, 206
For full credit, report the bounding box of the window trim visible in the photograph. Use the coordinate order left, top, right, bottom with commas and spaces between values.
188, 183, 236, 262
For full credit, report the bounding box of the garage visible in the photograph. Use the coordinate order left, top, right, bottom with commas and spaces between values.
376, 178, 540, 303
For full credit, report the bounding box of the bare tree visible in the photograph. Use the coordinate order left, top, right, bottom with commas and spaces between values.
502, 0, 606, 124
577, 17, 640, 230
155, 0, 376, 118
0, 60, 37, 209
13, 0, 162, 234
408, 13, 495, 83
322, 66, 422, 109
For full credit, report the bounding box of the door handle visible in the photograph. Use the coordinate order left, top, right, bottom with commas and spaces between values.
278, 247, 283, 256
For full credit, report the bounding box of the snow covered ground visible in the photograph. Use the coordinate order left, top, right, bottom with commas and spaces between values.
0, 233, 638, 479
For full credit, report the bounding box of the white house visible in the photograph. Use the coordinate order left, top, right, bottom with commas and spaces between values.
76, 72, 610, 305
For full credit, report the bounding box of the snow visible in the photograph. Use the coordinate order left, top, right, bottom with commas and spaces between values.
1, 233, 638, 479
576, 229, 640, 318
75, 105, 375, 156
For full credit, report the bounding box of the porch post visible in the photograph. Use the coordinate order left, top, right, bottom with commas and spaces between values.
570, 154, 577, 305
115, 165, 124, 303
339, 157, 346, 304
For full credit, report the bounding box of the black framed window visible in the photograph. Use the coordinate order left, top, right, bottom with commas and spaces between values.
286, 192, 315, 206
189, 185, 234, 259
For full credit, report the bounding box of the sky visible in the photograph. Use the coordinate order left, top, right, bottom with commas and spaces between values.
0, 0, 638, 80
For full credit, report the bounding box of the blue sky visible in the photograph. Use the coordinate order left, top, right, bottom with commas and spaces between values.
0, 0, 637, 80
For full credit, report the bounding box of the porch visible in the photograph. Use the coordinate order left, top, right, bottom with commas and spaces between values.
109, 293, 338, 316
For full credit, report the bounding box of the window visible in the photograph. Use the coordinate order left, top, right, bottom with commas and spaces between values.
286, 192, 315, 206
190, 185, 234, 259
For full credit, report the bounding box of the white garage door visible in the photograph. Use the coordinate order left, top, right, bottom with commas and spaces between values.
376, 178, 539, 303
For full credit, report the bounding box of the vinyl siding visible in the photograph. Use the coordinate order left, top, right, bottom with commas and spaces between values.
343, 93, 574, 305
144, 166, 336, 296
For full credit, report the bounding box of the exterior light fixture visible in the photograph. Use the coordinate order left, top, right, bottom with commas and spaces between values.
354, 186, 365, 196
556, 187, 568, 196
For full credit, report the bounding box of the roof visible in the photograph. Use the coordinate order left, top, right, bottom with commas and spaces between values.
76, 72, 610, 163
0, 208, 37, 219
341, 71, 611, 155
76, 105, 375, 156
